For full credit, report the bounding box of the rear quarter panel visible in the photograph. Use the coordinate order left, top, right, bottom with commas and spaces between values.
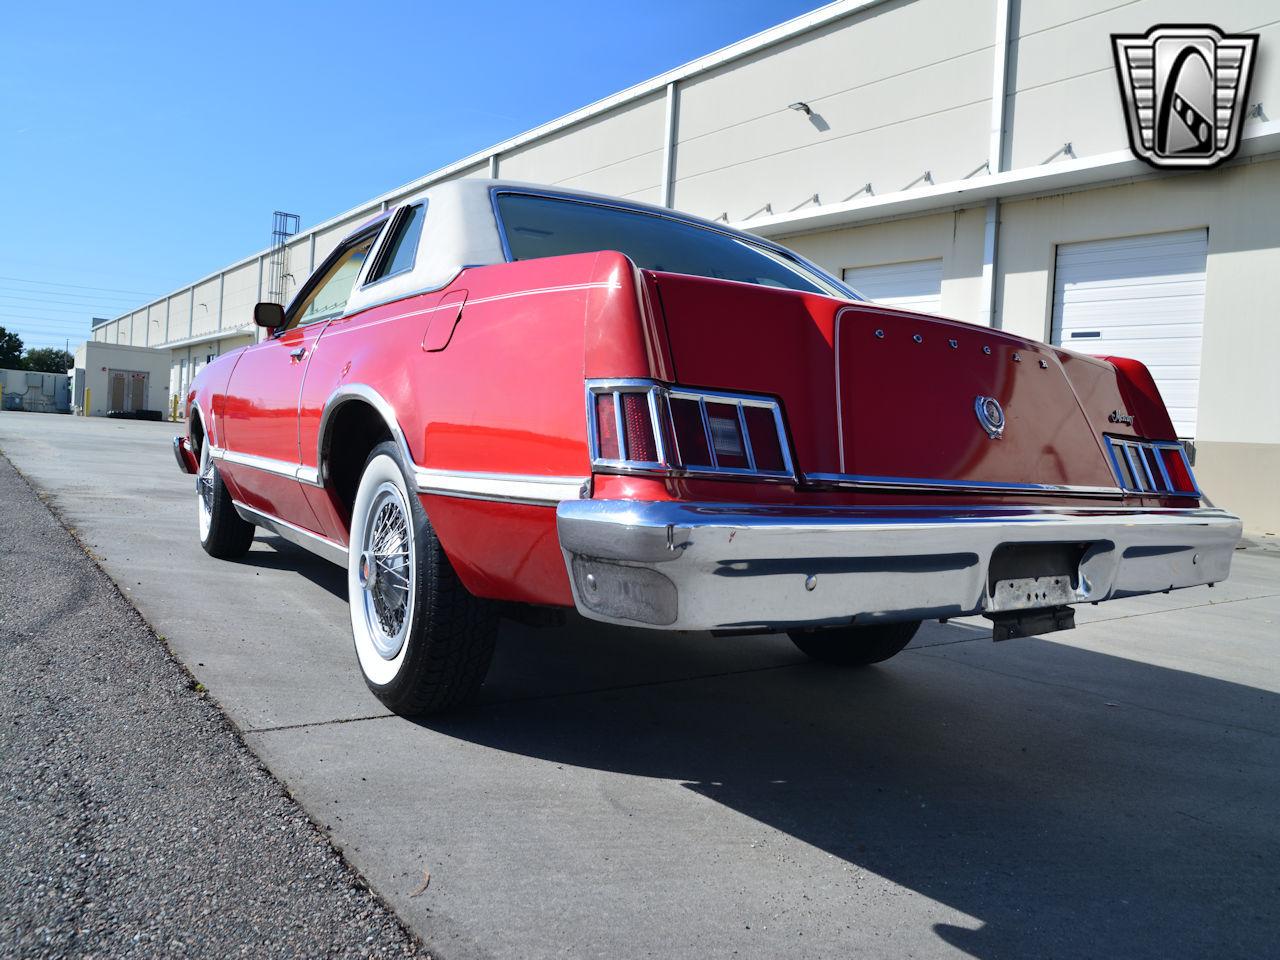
303, 251, 651, 604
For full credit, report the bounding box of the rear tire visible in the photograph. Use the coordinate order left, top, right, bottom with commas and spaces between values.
196, 437, 254, 559
348, 441, 497, 715
787, 621, 920, 666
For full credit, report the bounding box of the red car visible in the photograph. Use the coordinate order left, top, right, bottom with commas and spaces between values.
175, 180, 1242, 714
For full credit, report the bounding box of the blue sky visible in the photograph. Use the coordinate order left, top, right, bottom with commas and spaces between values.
0, 0, 821, 350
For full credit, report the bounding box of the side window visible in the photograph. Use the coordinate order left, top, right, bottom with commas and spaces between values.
366, 203, 426, 284
291, 237, 375, 327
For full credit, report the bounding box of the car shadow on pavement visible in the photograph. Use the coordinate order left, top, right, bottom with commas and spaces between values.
230, 536, 350, 601
422, 618, 1279, 960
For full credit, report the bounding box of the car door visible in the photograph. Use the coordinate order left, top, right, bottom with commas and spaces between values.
220, 228, 380, 531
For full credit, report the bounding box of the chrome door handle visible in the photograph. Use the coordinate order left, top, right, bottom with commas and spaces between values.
290, 347, 307, 361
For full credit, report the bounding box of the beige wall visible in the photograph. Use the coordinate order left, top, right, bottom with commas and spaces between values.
997, 159, 1280, 452
500, 92, 666, 204
785, 157, 1280, 530
168, 293, 192, 342
1005, 0, 1280, 170
312, 215, 367, 272
221, 259, 260, 329
674, 0, 993, 220
784, 207, 989, 325
190, 277, 222, 337
146, 303, 166, 346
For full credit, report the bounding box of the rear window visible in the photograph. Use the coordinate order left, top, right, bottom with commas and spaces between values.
494, 193, 844, 296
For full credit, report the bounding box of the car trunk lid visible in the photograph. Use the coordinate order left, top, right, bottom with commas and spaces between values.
834, 305, 1118, 491
648, 271, 1120, 494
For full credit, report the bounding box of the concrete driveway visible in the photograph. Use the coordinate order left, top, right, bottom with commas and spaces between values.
2, 410, 1277, 960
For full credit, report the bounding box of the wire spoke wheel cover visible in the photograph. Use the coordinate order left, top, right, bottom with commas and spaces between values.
359, 484, 414, 657
349, 454, 420, 687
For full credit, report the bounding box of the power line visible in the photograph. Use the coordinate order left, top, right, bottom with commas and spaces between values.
0, 274, 160, 297
0, 285, 144, 303
0, 293, 136, 310
0, 320, 103, 330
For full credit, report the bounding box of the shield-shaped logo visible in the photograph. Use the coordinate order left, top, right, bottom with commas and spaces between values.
1112, 24, 1258, 169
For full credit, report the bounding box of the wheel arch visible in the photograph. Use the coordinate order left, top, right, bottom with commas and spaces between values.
318, 384, 417, 526
188, 399, 207, 454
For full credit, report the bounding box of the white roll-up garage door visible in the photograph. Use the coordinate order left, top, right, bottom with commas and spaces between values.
1052, 229, 1207, 437
844, 258, 944, 316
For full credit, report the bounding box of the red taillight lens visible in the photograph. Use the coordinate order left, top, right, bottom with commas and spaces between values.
588, 381, 792, 480
1160, 446, 1196, 492
622, 393, 657, 463
669, 397, 711, 466
743, 405, 785, 472
595, 393, 620, 460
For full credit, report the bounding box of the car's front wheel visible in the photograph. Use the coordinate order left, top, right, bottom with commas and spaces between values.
787, 620, 920, 666
348, 441, 497, 715
196, 436, 255, 559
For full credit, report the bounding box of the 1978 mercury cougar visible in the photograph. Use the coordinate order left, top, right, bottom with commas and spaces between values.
174, 180, 1242, 714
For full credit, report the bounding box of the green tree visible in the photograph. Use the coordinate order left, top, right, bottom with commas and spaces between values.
0, 326, 24, 369
23, 347, 74, 373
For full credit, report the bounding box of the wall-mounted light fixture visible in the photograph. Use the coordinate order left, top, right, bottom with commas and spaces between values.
788, 101, 812, 117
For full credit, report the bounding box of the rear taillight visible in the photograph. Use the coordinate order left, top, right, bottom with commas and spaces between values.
586, 379, 794, 481
1105, 436, 1199, 497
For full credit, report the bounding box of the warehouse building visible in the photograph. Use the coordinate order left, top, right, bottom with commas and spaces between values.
89, 0, 1280, 531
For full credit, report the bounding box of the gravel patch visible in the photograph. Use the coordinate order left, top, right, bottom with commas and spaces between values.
0, 450, 428, 959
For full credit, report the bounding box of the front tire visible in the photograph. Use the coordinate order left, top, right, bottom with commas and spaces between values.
788, 621, 920, 666
196, 436, 254, 559
348, 442, 497, 715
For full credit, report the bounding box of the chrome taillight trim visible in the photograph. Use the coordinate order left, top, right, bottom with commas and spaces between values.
585, 379, 796, 482
1104, 436, 1200, 498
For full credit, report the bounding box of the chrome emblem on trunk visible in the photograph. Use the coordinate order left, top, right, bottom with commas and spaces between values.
975, 396, 1005, 440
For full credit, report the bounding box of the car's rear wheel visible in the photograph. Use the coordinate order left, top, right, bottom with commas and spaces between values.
348, 441, 497, 715
196, 435, 255, 559
787, 620, 920, 666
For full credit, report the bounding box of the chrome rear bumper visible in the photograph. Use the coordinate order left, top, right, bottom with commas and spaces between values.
556, 500, 1242, 631
173, 436, 197, 475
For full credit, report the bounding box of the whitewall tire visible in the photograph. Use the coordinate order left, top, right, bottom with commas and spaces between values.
196, 434, 254, 559
348, 441, 497, 714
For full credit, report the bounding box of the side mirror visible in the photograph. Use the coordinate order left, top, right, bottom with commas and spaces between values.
253, 302, 286, 329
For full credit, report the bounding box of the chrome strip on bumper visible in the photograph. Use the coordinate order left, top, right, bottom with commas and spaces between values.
556, 500, 1243, 631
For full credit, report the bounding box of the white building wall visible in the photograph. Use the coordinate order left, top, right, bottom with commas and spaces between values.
673, 0, 993, 219
500, 93, 666, 203
190, 277, 221, 337
222, 260, 259, 330
785, 207, 988, 326
146, 302, 166, 347
1004, 0, 1280, 170
168, 292, 192, 342
72, 342, 172, 417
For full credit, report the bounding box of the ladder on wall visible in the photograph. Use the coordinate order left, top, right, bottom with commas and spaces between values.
266, 211, 301, 306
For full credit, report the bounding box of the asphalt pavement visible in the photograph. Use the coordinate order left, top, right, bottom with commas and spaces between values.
1, 411, 1277, 960
0, 445, 426, 958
